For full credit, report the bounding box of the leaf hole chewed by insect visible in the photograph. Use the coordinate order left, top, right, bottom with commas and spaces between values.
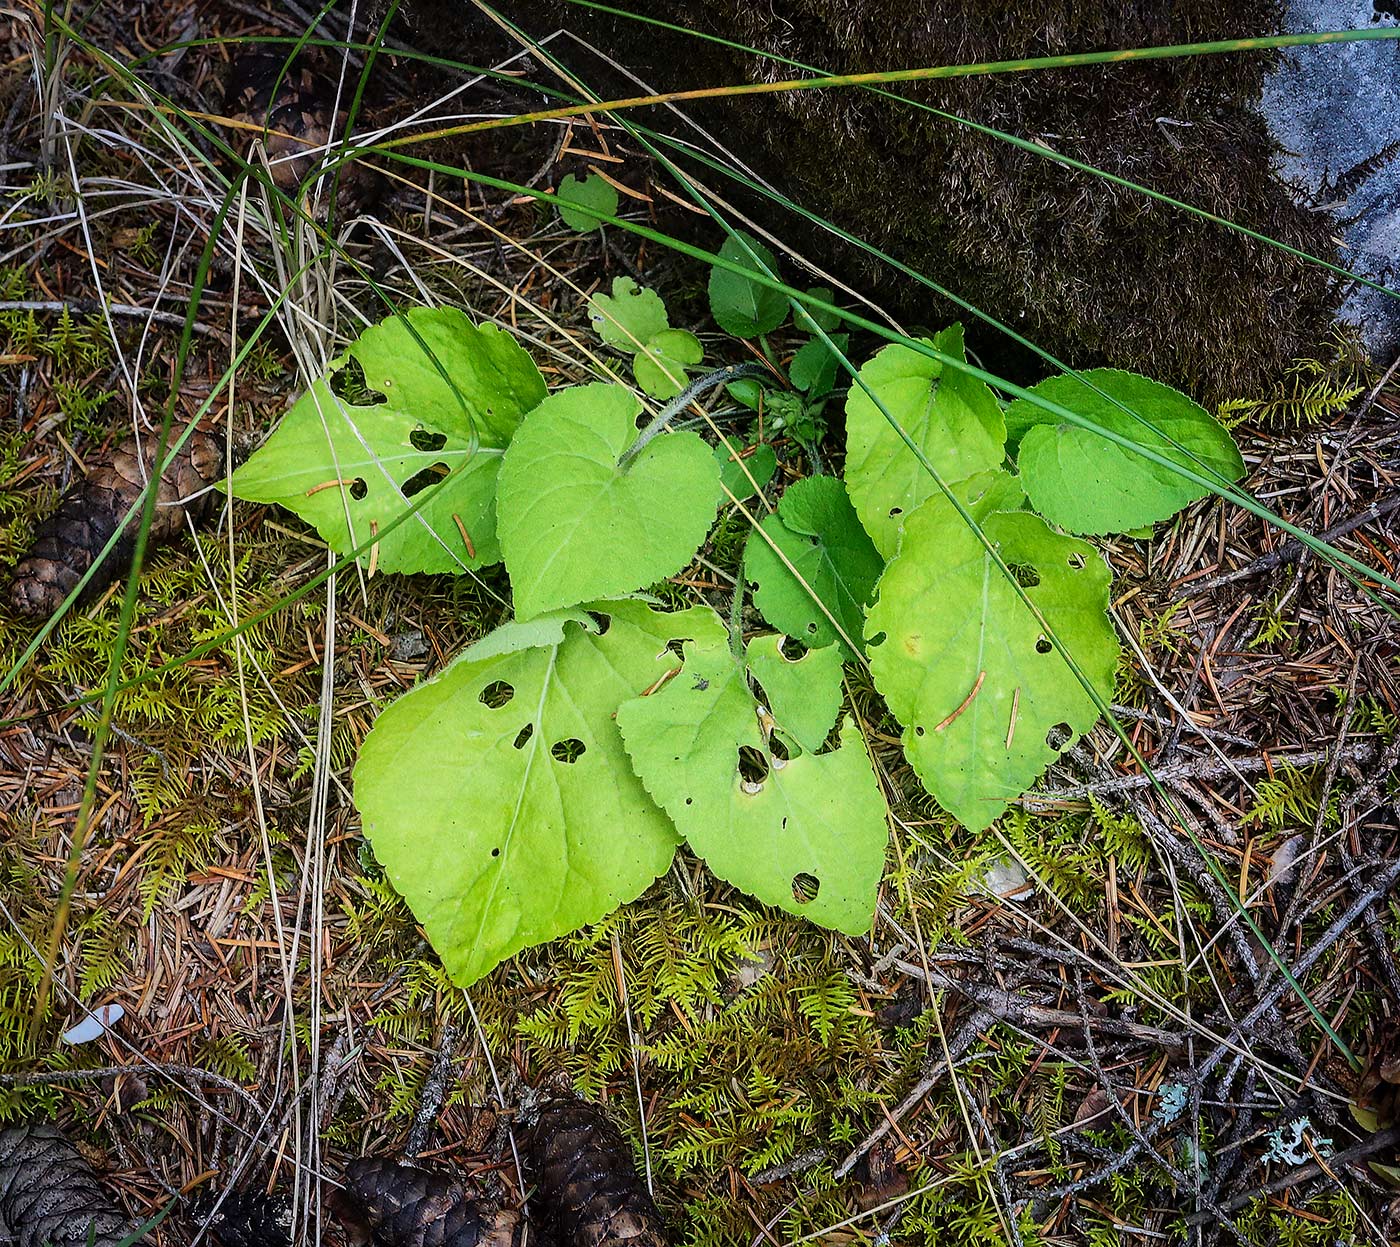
914, 725, 925, 737
328, 356, 387, 406
348, 478, 368, 500
738, 745, 769, 786
512, 723, 534, 749
806, 621, 819, 635
867, 631, 886, 648
770, 734, 792, 762
1035, 635, 1052, 654
1007, 562, 1040, 588
409, 428, 448, 452
1046, 721, 1072, 749
665, 638, 687, 661
586, 610, 611, 635
888, 506, 903, 518
401, 462, 449, 497
491, 847, 500, 858
550, 738, 586, 764
791, 872, 820, 904
479, 681, 514, 708
1067, 551, 1087, 570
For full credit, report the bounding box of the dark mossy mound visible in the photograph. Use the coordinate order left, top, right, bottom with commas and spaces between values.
403, 1, 1342, 402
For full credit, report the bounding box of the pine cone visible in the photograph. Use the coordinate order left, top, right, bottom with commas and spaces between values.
523, 1096, 668, 1247
9, 427, 223, 619
194, 1187, 294, 1247
0, 1123, 132, 1247
341, 1157, 524, 1247
226, 51, 376, 212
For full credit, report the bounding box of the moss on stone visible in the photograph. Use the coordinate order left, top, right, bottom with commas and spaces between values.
406, 0, 1341, 403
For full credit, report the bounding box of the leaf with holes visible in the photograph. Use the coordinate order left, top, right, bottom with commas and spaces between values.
1004, 369, 1244, 535
844, 324, 1006, 557
708, 231, 788, 338
617, 630, 887, 933
497, 383, 722, 619
354, 601, 724, 985
634, 329, 702, 400
745, 634, 843, 755
556, 172, 618, 231
588, 277, 670, 353
743, 475, 883, 660
229, 308, 545, 574
865, 489, 1118, 831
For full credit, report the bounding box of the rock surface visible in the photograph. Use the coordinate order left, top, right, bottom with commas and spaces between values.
1262, 0, 1400, 354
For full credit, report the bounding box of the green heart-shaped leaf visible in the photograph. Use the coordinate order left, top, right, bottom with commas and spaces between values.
355, 601, 722, 985
229, 308, 545, 574
1006, 369, 1244, 536
743, 475, 883, 659
618, 629, 887, 934
634, 328, 702, 399
865, 490, 1118, 831
588, 277, 669, 353
845, 325, 1005, 557
556, 172, 618, 231
497, 383, 722, 619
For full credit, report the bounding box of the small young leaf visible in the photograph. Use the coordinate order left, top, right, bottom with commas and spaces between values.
617, 630, 887, 934
588, 277, 669, 353
355, 602, 723, 985
865, 493, 1118, 831
789, 333, 848, 398
845, 325, 1006, 557
708, 231, 787, 338
1005, 369, 1245, 535
633, 328, 703, 400
715, 441, 777, 501
765, 389, 808, 434
556, 172, 619, 232
745, 634, 844, 755
800, 287, 842, 333
726, 377, 764, 410
230, 308, 545, 574
744, 475, 883, 659
497, 383, 722, 619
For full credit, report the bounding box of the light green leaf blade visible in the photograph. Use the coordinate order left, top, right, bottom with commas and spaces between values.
497, 383, 722, 619
634, 328, 702, 400
230, 308, 545, 574
1006, 369, 1244, 535
588, 277, 670, 352
743, 475, 883, 659
866, 498, 1118, 831
745, 634, 844, 755
845, 324, 1006, 557
708, 231, 787, 338
355, 601, 723, 985
461, 607, 600, 662
715, 442, 777, 501
617, 632, 887, 933
556, 172, 619, 231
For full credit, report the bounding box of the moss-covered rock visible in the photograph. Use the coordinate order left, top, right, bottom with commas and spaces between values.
402, 1, 1341, 402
